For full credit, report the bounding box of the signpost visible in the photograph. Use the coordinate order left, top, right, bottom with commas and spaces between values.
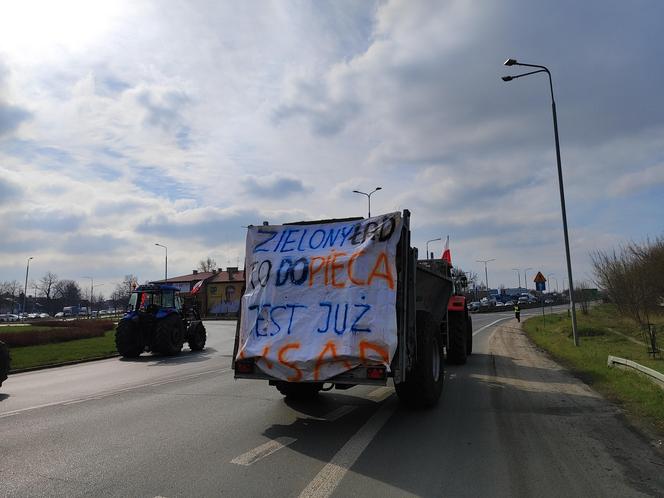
534, 272, 547, 325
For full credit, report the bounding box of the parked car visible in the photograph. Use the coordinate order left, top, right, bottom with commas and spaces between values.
468, 301, 480, 312
495, 301, 505, 307
504, 300, 515, 306
54, 312, 65, 318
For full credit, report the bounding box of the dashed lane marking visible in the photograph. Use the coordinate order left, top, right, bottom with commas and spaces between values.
367, 386, 393, 402
231, 437, 297, 466
299, 398, 396, 498
322, 405, 357, 421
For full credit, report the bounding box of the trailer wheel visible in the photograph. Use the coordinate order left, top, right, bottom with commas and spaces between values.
395, 311, 444, 408
0, 341, 9, 388
466, 315, 473, 355
187, 322, 206, 351
115, 320, 143, 358
274, 381, 323, 400
153, 314, 184, 356
447, 311, 467, 365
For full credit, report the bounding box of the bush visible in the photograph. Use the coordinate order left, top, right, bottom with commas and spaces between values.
0, 320, 114, 347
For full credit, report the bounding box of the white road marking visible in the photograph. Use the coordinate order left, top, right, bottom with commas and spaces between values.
471, 311, 546, 337
0, 367, 231, 419
473, 317, 511, 336
231, 436, 297, 466
299, 399, 396, 498
367, 386, 393, 402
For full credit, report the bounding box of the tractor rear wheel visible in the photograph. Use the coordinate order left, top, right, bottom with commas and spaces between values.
446, 311, 467, 365
153, 315, 185, 356
0, 341, 9, 388
395, 311, 444, 408
466, 315, 473, 355
187, 322, 206, 351
115, 320, 143, 358
274, 381, 323, 400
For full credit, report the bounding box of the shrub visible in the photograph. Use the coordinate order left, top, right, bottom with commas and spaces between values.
0, 320, 114, 347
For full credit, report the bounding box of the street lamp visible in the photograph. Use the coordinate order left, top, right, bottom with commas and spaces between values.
426, 237, 442, 259
352, 187, 382, 218
155, 243, 168, 282
524, 267, 533, 291
502, 57, 579, 346
22, 256, 33, 319
512, 268, 521, 289
476, 259, 496, 292
81, 276, 103, 315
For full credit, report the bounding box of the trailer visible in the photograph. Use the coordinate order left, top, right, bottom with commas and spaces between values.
233, 210, 472, 407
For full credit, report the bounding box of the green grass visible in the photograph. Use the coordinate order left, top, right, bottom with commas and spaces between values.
8, 330, 118, 371
523, 304, 664, 436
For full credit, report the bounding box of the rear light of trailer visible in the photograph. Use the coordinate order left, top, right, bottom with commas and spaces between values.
366, 366, 386, 380
235, 359, 255, 374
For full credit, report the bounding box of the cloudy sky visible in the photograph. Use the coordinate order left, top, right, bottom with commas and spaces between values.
1, 0, 662, 297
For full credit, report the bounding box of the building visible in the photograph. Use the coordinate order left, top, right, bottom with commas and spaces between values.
151, 267, 245, 318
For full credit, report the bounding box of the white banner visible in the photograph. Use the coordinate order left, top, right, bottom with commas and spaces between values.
238, 212, 403, 382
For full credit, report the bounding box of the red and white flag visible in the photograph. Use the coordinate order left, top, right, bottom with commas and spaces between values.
441, 235, 451, 264
191, 279, 204, 295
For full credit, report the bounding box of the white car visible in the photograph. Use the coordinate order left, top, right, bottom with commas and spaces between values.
55, 312, 65, 318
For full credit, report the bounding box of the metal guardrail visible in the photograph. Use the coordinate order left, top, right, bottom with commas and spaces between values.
607, 355, 664, 390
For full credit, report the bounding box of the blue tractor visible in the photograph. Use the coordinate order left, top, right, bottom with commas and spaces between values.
115, 284, 206, 358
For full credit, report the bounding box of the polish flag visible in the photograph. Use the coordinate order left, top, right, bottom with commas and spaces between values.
441, 235, 451, 264
191, 280, 204, 295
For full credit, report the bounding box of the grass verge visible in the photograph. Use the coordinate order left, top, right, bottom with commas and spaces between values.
8, 330, 118, 371
523, 304, 664, 437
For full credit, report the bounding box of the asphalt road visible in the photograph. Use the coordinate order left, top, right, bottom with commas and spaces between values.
1, 310, 663, 497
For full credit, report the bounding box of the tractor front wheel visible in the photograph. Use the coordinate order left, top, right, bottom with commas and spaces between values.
0, 341, 9, 388
115, 320, 143, 358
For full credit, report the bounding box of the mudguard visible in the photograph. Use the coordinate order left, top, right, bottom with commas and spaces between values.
447, 295, 466, 312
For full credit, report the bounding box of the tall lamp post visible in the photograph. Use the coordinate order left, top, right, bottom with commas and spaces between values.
426, 237, 442, 259
82, 276, 102, 315
23, 256, 33, 319
512, 268, 521, 289
476, 258, 496, 293
155, 243, 168, 282
352, 187, 382, 218
502, 58, 579, 346
524, 267, 533, 291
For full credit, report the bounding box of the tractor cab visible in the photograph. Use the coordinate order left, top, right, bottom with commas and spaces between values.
127, 284, 182, 317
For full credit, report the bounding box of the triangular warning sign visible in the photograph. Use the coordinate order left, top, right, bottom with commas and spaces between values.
534, 271, 546, 283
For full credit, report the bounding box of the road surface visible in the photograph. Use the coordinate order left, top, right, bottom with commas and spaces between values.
1, 310, 663, 497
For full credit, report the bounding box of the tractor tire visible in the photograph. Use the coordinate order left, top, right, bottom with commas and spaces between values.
115, 320, 143, 358
395, 311, 444, 408
274, 381, 323, 400
446, 311, 467, 365
153, 314, 185, 356
466, 315, 473, 356
0, 341, 9, 388
187, 321, 207, 351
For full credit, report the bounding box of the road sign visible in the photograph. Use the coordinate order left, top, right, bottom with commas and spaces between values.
533, 272, 546, 284
536, 281, 546, 292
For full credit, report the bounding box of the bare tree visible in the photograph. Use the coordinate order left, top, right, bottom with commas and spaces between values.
1, 280, 22, 313
36, 272, 59, 315
111, 275, 138, 311
198, 257, 217, 272
54, 280, 82, 306
573, 280, 592, 315
592, 237, 663, 357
